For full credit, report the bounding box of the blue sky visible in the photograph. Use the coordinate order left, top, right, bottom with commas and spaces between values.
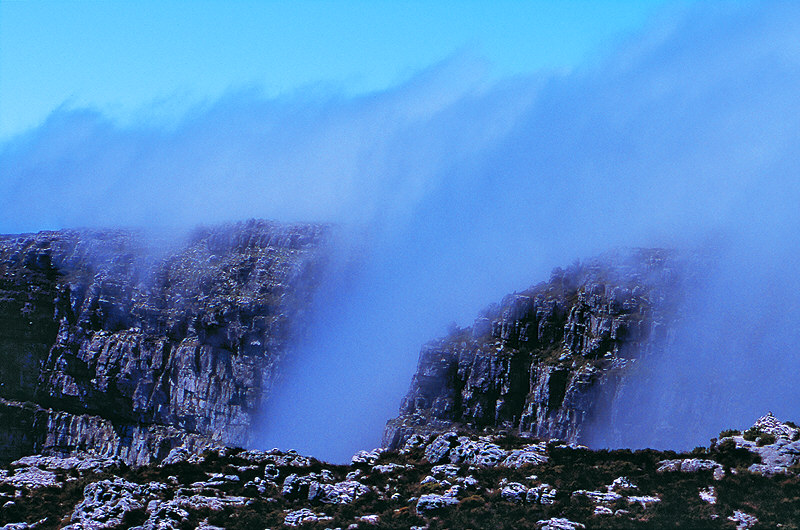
0, 0, 673, 140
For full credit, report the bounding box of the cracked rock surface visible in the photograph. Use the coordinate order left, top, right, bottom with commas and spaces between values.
0, 220, 329, 466
384, 249, 699, 449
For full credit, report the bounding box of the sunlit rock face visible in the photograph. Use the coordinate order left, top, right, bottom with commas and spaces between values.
0, 220, 329, 465
384, 248, 700, 449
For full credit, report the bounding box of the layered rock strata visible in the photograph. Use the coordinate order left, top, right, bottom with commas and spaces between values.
384, 249, 692, 448
0, 220, 328, 465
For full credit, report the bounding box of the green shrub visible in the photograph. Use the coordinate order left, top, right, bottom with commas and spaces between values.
419, 482, 441, 494
757, 433, 777, 446
690, 446, 707, 456
743, 427, 761, 441
719, 429, 741, 438
460, 495, 487, 510
711, 438, 761, 469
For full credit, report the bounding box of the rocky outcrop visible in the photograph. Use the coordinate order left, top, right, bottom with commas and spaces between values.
384, 249, 692, 448
5, 415, 796, 530
0, 220, 328, 465
721, 412, 800, 476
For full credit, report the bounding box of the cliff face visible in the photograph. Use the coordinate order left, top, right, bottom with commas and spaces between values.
384, 249, 690, 449
0, 220, 328, 465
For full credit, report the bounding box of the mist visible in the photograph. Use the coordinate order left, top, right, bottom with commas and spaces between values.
3, 2, 800, 461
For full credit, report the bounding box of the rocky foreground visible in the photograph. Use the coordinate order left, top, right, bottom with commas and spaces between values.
1, 413, 798, 529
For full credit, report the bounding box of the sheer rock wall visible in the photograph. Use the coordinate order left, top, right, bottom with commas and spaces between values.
0, 220, 328, 465
384, 249, 690, 449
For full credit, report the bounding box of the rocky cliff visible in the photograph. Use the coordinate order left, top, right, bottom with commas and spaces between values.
0, 220, 329, 465
384, 249, 696, 449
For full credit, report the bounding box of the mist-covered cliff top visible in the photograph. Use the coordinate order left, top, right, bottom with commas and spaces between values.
384, 247, 702, 450
0, 220, 330, 466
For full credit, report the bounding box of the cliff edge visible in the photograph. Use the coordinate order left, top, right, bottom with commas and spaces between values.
0, 220, 328, 465
384, 248, 698, 449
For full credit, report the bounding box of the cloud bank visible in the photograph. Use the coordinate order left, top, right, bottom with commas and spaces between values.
2, 2, 800, 460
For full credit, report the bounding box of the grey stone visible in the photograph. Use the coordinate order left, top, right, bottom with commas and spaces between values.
501, 444, 549, 468
415, 493, 460, 513
627, 495, 661, 509
657, 458, 724, 480
500, 482, 527, 503
67, 477, 145, 529
423, 433, 457, 463
527, 484, 557, 505
728, 510, 758, 530
284, 509, 332, 527
535, 517, 585, 530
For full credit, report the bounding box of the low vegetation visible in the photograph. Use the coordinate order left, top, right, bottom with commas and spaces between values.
2, 425, 799, 530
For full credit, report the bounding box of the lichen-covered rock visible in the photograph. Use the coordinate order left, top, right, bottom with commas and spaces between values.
282, 472, 369, 505
593, 505, 613, 516
527, 484, 557, 505
450, 438, 506, 466
0, 434, 797, 529
699, 486, 717, 504
351, 448, 386, 466
571, 489, 622, 504
608, 476, 637, 492
238, 448, 311, 468
137, 493, 248, 530
415, 493, 460, 513
283, 508, 332, 527
65, 477, 146, 529
282, 472, 334, 500
11, 454, 118, 473
357, 514, 380, 525
372, 463, 411, 474
627, 495, 661, 509
430, 464, 460, 478
720, 414, 800, 476
501, 443, 549, 468
657, 458, 725, 480
423, 432, 458, 464
752, 412, 799, 439
536, 517, 585, 530
0, 466, 59, 490
0, 519, 47, 529
728, 510, 758, 530
315, 481, 371, 504
421, 433, 537, 468
500, 482, 527, 503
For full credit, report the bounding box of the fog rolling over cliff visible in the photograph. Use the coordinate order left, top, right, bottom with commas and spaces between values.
585, 230, 800, 450
3, 3, 800, 460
